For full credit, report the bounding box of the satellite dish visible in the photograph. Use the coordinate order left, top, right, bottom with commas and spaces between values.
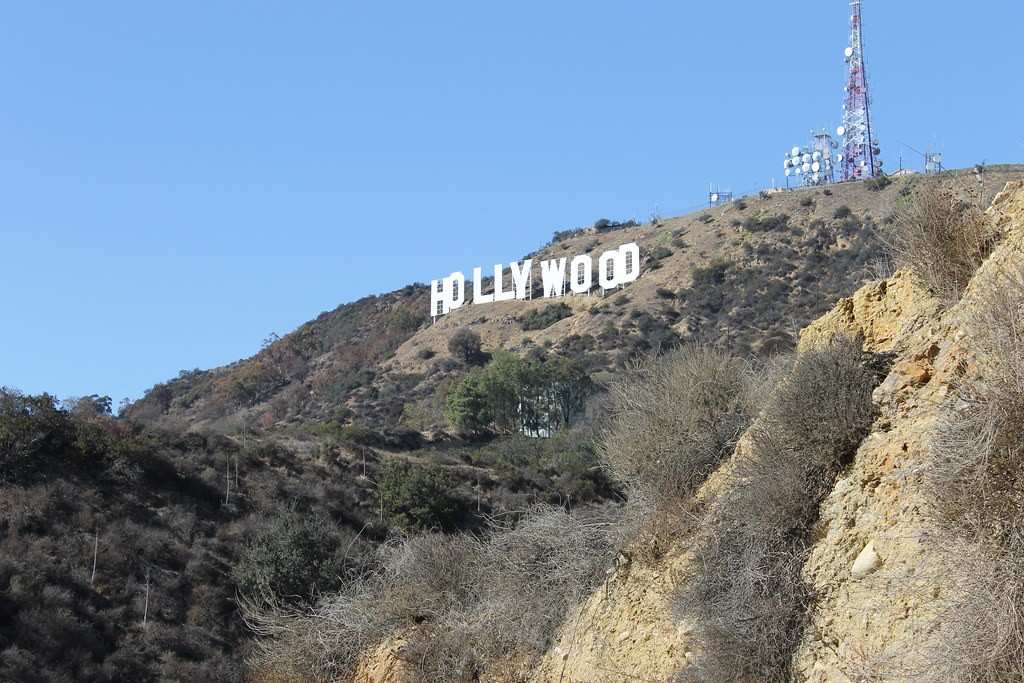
802, 162, 812, 173
812, 151, 822, 161
784, 169, 791, 177
845, 47, 854, 58
836, 126, 846, 137
792, 146, 801, 157
802, 154, 812, 164
812, 161, 821, 173
711, 193, 719, 202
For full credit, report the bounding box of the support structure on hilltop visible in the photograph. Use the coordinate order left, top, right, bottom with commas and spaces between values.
838, 0, 881, 180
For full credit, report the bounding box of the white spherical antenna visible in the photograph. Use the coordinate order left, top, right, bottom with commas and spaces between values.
791, 146, 801, 157
812, 151, 821, 161
812, 161, 821, 173
845, 46, 854, 58
802, 162, 812, 173
711, 193, 719, 202
836, 125, 846, 137
802, 154, 812, 164
784, 168, 791, 177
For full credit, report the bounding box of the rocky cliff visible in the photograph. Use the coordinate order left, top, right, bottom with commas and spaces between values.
519, 180, 1024, 682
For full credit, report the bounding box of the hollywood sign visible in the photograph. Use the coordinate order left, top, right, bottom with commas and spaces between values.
430, 242, 640, 318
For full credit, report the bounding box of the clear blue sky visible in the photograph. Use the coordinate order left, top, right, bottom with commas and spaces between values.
2, 1, 1021, 404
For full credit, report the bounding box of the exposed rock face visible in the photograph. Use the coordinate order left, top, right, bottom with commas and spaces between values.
530, 557, 694, 683
528, 181, 1024, 683
354, 182, 1024, 682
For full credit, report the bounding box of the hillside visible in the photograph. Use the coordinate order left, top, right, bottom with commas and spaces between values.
126, 165, 1024, 439
6, 166, 1024, 681
249, 178, 1024, 682
523, 178, 1024, 683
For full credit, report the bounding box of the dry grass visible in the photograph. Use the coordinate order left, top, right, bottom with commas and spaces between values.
600, 345, 758, 559
602, 345, 754, 504
917, 271, 1024, 682
885, 184, 996, 304
244, 504, 618, 682
674, 337, 878, 682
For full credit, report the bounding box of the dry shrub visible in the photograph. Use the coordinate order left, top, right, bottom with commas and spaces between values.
675, 337, 878, 682
920, 271, 1024, 682
602, 346, 755, 503
244, 505, 617, 682
886, 184, 996, 304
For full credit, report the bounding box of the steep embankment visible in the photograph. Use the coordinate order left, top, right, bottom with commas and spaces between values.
525, 180, 1024, 682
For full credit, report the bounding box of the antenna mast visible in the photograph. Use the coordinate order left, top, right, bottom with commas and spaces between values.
838, 0, 881, 180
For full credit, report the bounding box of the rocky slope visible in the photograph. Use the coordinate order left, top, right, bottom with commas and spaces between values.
518, 180, 1024, 682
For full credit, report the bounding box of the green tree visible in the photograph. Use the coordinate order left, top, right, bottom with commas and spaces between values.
446, 370, 492, 434
445, 353, 593, 436
545, 356, 593, 429
448, 328, 483, 364
0, 390, 73, 484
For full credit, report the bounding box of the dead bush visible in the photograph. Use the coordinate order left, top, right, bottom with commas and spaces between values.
675, 337, 878, 682
919, 272, 1024, 681
885, 184, 996, 304
601, 345, 756, 506
245, 505, 617, 682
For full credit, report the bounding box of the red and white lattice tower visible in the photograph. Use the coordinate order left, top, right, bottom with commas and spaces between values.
838, 0, 881, 180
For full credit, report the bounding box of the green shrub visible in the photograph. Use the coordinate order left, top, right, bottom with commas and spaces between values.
833, 205, 853, 219
448, 328, 484, 364
518, 302, 573, 331
648, 245, 673, 261
865, 174, 893, 191
742, 213, 790, 233
378, 460, 470, 531
234, 510, 345, 603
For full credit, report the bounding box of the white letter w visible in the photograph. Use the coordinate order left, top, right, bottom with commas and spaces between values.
540, 258, 567, 298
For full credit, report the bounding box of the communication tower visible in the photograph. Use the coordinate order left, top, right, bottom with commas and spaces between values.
783, 129, 839, 187
838, 0, 882, 180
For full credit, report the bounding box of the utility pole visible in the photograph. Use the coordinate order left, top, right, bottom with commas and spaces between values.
142, 568, 151, 628
90, 522, 99, 585
224, 452, 231, 505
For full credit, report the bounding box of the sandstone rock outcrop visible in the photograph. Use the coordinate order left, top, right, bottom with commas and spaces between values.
529, 181, 1024, 683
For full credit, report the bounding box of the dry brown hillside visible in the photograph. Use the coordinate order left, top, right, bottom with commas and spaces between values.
128, 165, 1024, 438
526, 179, 1024, 682
314, 179, 1024, 683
